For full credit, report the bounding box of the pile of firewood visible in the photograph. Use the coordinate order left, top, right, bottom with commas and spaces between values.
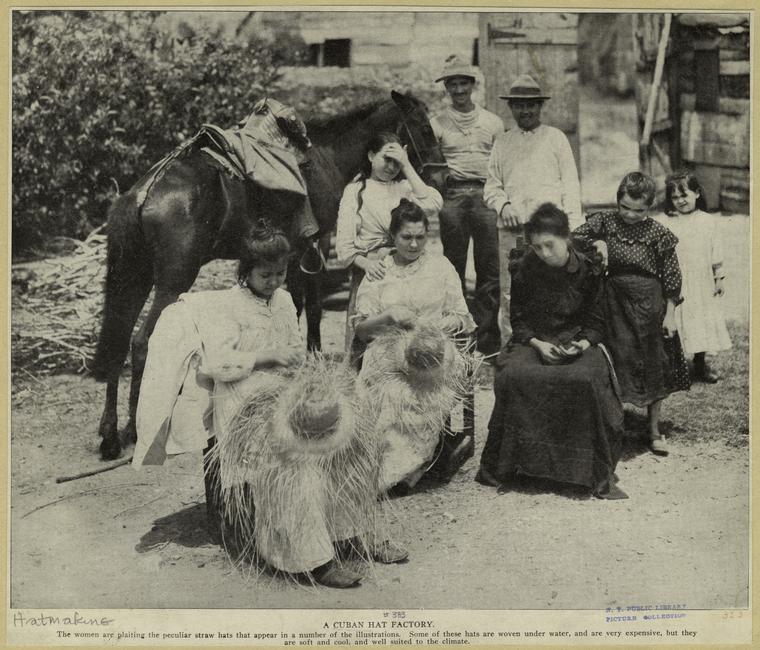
12, 227, 107, 375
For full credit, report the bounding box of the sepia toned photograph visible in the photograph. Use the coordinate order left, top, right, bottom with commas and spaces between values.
9, 5, 751, 625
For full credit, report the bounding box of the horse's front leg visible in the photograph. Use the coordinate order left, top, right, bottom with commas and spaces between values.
304, 233, 331, 352
304, 271, 323, 352
287, 256, 305, 319
120, 287, 185, 450
97, 380, 120, 459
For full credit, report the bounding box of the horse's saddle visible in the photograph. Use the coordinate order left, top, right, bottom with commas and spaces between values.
135, 98, 318, 239
199, 97, 311, 197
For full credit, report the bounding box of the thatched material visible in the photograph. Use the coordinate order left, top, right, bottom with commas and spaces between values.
12, 227, 106, 374
357, 324, 480, 490
207, 355, 385, 578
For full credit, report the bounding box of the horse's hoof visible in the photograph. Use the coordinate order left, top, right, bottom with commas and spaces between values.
100, 436, 122, 461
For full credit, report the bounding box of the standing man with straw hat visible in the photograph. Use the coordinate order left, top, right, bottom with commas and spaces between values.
432, 55, 505, 355
484, 74, 582, 343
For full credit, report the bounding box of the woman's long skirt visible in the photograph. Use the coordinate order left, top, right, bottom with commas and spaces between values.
604, 274, 690, 407
480, 345, 623, 492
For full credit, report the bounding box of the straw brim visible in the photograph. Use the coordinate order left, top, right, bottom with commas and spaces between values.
499, 94, 550, 101
436, 73, 476, 83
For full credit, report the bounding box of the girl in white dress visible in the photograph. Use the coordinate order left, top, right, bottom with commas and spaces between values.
335, 132, 443, 352
134, 223, 405, 588
660, 170, 732, 382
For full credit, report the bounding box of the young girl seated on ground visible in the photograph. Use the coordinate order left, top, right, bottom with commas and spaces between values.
133, 222, 405, 588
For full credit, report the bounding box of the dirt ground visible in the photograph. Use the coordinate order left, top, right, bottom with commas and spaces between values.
10, 88, 750, 611
10, 294, 750, 611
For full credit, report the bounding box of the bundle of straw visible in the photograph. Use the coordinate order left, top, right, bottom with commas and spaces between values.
208, 354, 383, 576
357, 324, 479, 489
12, 227, 107, 374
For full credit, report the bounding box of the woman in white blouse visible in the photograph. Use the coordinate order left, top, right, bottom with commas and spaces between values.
335, 132, 442, 353
353, 199, 475, 492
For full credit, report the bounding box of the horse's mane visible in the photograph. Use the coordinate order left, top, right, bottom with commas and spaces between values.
305, 99, 392, 139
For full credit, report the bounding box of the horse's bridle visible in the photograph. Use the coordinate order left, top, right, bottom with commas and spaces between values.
396, 112, 448, 177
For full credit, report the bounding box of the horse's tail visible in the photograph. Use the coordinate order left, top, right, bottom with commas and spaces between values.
90, 192, 153, 382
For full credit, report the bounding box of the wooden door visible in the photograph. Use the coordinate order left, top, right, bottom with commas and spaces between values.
478, 12, 580, 170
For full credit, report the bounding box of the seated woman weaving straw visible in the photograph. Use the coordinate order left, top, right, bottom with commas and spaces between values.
353, 199, 477, 494
133, 222, 405, 589
476, 204, 627, 499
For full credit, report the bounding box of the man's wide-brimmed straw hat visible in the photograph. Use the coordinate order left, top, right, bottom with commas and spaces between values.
435, 54, 476, 83
499, 74, 551, 101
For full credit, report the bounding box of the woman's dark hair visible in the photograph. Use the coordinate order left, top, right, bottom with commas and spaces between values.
663, 168, 708, 214
356, 131, 403, 213
616, 171, 656, 205
524, 203, 570, 242
237, 220, 291, 285
389, 198, 429, 236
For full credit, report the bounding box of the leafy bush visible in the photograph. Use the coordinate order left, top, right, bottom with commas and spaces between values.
12, 11, 301, 253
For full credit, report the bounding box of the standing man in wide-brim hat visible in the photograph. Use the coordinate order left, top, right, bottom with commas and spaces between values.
431, 55, 505, 356
484, 74, 581, 343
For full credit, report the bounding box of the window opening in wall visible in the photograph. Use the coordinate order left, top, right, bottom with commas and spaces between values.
323, 38, 351, 67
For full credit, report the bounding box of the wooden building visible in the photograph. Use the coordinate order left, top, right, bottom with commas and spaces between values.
158, 10, 479, 71
633, 13, 750, 213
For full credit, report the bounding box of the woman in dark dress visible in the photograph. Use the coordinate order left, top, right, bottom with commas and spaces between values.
477, 204, 626, 498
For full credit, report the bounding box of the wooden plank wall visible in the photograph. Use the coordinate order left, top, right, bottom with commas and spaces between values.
674, 16, 750, 212
299, 11, 479, 70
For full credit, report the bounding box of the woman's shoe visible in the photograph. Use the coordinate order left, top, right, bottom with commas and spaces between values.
311, 560, 363, 588
594, 482, 629, 500
371, 540, 409, 564
649, 435, 669, 456
387, 482, 411, 498
474, 466, 500, 487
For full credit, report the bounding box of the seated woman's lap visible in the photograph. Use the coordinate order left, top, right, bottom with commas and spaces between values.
497, 344, 609, 389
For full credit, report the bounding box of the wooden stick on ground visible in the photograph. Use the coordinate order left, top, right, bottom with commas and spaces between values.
22, 480, 153, 519
55, 456, 134, 484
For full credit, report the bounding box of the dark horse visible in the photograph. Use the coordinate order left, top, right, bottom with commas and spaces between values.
91, 90, 447, 460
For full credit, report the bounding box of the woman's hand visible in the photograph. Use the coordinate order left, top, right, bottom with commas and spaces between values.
662, 300, 678, 338
530, 338, 566, 365
560, 339, 590, 358
439, 314, 463, 335
386, 305, 416, 329
662, 312, 678, 339
363, 258, 386, 282
592, 240, 608, 268
382, 143, 413, 172
258, 345, 305, 369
